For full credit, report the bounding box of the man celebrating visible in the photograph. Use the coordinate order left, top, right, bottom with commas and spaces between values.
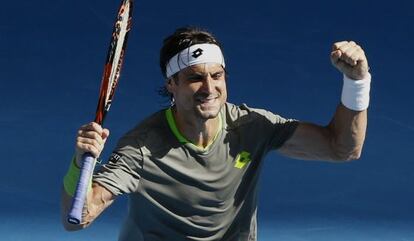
62, 26, 371, 241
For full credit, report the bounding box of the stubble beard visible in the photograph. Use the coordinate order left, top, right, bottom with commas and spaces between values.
195, 105, 221, 120
194, 97, 225, 120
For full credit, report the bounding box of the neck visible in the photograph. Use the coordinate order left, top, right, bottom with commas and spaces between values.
172, 108, 221, 148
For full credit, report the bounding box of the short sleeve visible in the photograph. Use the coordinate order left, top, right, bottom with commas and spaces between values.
93, 135, 143, 196
229, 103, 299, 151
259, 110, 299, 150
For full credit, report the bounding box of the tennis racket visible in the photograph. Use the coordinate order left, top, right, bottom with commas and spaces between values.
67, 0, 133, 225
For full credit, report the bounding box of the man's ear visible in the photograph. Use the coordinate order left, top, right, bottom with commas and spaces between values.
166, 78, 174, 93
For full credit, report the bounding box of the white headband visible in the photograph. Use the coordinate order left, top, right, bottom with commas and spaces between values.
165, 43, 225, 78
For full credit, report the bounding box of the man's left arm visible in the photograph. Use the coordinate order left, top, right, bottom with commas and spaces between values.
278, 41, 371, 162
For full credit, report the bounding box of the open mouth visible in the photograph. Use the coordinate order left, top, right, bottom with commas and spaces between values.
196, 95, 219, 104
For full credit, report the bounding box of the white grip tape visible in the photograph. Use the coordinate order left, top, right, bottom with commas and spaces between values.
341, 73, 371, 111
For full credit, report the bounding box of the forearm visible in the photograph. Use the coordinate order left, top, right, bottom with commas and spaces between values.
278, 41, 370, 162
62, 122, 114, 230
60, 156, 92, 231
61, 157, 115, 231
61, 183, 115, 231
327, 103, 367, 160
60, 184, 95, 231
327, 71, 370, 160
61, 188, 85, 231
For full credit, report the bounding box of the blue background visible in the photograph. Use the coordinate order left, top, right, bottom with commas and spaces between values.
1, 0, 413, 240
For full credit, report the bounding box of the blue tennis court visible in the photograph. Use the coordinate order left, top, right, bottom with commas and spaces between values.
1, 0, 413, 240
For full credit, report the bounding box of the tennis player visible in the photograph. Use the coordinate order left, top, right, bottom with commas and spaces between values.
61, 26, 371, 241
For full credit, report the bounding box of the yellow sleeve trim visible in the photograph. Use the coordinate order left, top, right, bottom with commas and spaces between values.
165, 107, 222, 151
234, 151, 251, 169
63, 156, 93, 197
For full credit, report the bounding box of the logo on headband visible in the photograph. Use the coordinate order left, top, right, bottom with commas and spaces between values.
192, 48, 203, 58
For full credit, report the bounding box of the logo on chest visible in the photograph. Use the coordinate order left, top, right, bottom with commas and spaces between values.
234, 151, 251, 169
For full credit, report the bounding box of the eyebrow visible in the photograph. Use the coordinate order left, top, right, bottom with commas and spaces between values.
187, 69, 224, 77
211, 70, 225, 75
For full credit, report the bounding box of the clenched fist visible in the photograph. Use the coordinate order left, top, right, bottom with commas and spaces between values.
75, 122, 110, 167
331, 41, 369, 80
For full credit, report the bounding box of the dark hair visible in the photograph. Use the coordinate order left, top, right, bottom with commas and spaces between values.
158, 26, 224, 100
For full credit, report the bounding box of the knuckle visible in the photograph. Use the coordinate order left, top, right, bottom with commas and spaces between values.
332, 42, 342, 49
87, 145, 95, 152
338, 45, 346, 52
91, 122, 102, 131
91, 122, 98, 129
91, 148, 100, 157
75, 141, 82, 148
92, 140, 101, 149
92, 132, 101, 140
79, 143, 90, 153
76, 136, 83, 143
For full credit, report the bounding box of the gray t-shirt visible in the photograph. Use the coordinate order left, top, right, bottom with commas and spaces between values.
94, 102, 299, 241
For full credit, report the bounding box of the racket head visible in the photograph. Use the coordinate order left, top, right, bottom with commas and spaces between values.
95, 0, 133, 125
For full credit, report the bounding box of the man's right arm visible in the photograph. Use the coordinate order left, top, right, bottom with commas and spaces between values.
61, 182, 115, 230
61, 122, 115, 231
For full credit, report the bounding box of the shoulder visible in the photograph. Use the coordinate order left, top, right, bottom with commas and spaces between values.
224, 102, 292, 128
116, 109, 175, 155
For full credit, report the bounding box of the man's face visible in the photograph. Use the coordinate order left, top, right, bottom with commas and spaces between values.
167, 63, 227, 120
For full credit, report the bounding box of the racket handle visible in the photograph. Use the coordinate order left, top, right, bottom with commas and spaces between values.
67, 152, 95, 224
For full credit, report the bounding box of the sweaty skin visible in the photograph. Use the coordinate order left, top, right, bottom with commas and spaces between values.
166, 63, 227, 148
279, 41, 369, 161
61, 40, 369, 230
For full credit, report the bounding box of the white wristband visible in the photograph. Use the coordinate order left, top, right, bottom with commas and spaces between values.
341, 73, 371, 111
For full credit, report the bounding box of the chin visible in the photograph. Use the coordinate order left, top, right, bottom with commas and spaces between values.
196, 106, 221, 120
198, 112, 219, 120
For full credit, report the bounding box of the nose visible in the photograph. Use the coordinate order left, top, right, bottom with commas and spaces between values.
200, 75, 214, 94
